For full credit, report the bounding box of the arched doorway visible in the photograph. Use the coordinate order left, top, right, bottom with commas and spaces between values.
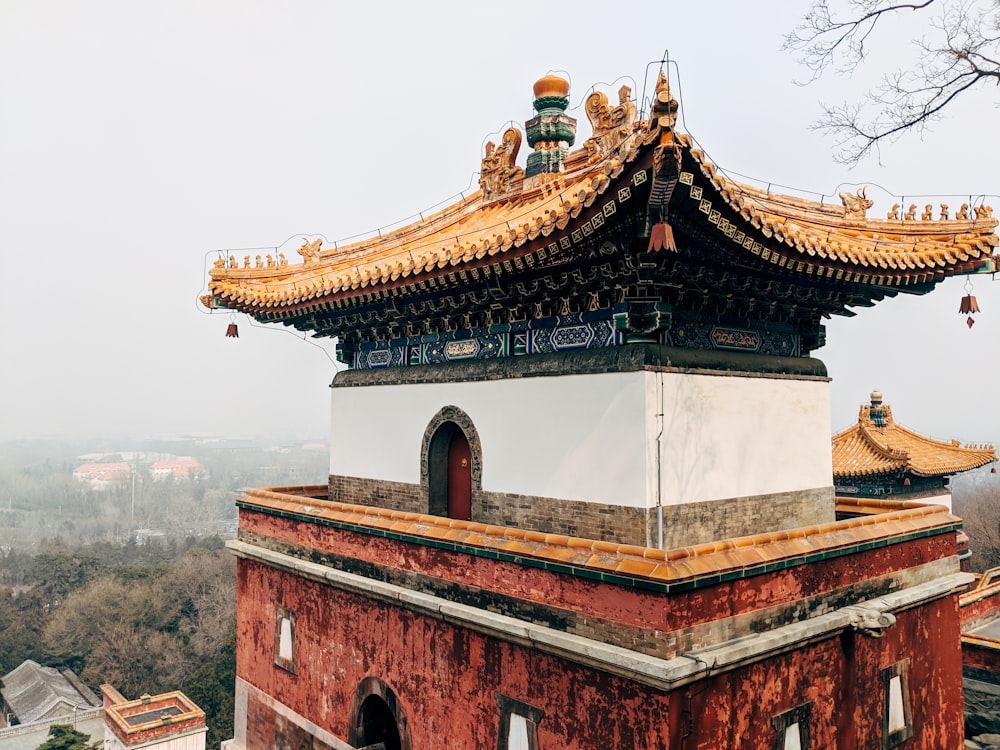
355, 695, 401, 750
446, 428, 472, 520
348, 677, 410, 750
421, 406, 482, 520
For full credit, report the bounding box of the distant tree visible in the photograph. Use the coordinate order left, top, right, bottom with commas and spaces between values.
956, 479, 1000, 571
0, 588, 44, 673
24, 548, 108, 611
784, 0, 1000, 163
34, 724, 100, 750
83, 622, 186, 697
183, 634, 236, 748
161, 548, 235, 656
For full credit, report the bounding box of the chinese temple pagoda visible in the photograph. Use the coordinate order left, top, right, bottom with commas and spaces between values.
205, 70, 998, 749
834, 390, 996, 508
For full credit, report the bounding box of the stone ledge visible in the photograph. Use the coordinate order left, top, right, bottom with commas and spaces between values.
229, 540, 971, 691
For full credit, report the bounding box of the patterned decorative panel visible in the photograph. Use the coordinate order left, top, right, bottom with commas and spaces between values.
351, 314, 797, 369
419, 333, 506, 365
666, 318, 799, 358
355, 343, 406, 370
530, 315, 617, 355
710, 327, 762, 353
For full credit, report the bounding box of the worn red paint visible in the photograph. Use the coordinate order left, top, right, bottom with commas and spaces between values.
234, 505, 966, 748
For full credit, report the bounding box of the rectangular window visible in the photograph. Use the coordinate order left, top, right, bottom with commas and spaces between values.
881, 660, 913, 748
274, 606, 297, 674
496, 694, 543, 750
771, 702, 811, 750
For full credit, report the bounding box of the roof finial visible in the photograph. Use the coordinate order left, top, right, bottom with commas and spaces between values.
869, 389, 887, 427
525, 73, 576, 177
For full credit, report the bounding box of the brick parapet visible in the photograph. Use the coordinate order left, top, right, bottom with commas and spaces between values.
104, 691, 206, 747
328, 474, 834, 547
236, 487, 961, 637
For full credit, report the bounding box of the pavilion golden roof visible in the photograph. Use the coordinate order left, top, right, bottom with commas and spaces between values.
203, 137, 633, 313
201, 72, 998, 320
832, 397, 996, 479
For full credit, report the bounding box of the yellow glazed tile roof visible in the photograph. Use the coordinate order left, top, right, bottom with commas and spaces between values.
687, 147, 998, 278
203, 73, 998, 317
239, 486, 960, 585
205, 139, 637, 312
832, 400, 995, 479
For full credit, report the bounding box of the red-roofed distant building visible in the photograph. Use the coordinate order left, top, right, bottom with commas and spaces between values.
72, 462, 131, 490
150, 459, 207, 481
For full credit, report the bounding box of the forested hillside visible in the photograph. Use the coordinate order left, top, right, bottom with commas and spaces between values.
0, 436, 327, 747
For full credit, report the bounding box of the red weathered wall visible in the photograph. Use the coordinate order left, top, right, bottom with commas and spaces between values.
960, 585, 1000, 626
239, 508, 953, 637
963, 642, 1000, 673
236, 555, 965, 749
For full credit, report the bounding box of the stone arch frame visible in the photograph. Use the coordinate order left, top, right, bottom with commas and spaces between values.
348, 676, 411, 750
420, 405, 483, 517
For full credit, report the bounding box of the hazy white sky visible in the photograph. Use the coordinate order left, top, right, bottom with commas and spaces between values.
2, 1, 997, 444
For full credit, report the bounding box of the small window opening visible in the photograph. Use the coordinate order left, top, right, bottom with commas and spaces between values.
273, 606, 297, 673
496, 694, 543, 750
881, 660, 913, 749
771, 702, 811, 750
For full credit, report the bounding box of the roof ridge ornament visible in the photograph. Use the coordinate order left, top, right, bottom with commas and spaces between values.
525, 74, 576, 177
583, 85, 638, 165
644, 72, 681, 251
840, 187, 874, 220
650, 72, 678, 131
298, 238, 322, 266
479, 128, 525, 204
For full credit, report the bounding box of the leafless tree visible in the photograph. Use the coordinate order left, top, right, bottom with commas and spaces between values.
784, 0, 1000, 163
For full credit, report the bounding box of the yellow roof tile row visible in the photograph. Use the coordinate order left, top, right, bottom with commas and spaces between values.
688, 145, 999, 278
204, 78, 998, 317
205, 133, 645, 312
240, 486, 959, 585
832, 403, 996, 478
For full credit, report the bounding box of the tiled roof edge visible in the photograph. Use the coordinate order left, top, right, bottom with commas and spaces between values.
237, 487, 960, 591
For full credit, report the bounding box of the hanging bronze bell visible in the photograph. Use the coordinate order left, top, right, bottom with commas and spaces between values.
647, 221, 677, 252
225, 323, 239, 338
959, 295, 980, 314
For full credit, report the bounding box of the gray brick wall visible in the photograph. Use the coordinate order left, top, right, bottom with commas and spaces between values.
328, 474, 834, 547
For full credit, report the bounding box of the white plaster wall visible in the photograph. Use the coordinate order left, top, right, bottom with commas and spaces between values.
330, 372, 649, 507
330, 369, 833, 509
646, 372, 832, 507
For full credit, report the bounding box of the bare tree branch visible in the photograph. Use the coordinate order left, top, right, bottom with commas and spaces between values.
785, 0, 1000, 164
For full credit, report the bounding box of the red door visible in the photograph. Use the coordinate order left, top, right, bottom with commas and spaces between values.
447, 430, 472, 521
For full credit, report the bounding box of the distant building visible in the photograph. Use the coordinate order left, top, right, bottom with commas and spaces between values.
149, 459, 207, 481
833, 390, 996, 510
206, 70, 998, 748
960, 570, 1000, 735
832, 392, 1000, 735
0, 660, 100, 727
101, 685, 206, 750
72, 462, 131, 490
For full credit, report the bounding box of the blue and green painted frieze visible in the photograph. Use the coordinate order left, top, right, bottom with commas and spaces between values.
340, 311, 801, 369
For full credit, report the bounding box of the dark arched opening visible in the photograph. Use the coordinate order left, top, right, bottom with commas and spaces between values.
349, 677, 409, 750
355, 695, 401, 750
